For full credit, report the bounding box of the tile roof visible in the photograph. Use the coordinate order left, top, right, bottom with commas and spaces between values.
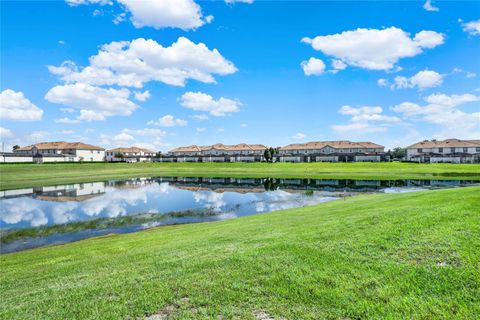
406, 139, 480, 149
107, 147, 155, 154
15, 141, 104, 151
170, 143, 267, 153
279, 141, 384, 150
169, 145, 209, 152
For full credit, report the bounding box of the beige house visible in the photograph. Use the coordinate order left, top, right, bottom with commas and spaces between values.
406, 139, 480, 163
278, 141, 385, 162
164, 143, 267, 162
105, 147, 156, 162
14, 142, 105, 163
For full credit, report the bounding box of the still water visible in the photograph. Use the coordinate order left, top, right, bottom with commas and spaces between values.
0, 177, 477, 253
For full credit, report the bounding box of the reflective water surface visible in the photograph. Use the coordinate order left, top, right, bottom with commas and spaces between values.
1, 177, 477, 253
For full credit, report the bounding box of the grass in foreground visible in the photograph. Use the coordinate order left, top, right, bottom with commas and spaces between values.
1, 162, 480, 190
1, 187, 479, 319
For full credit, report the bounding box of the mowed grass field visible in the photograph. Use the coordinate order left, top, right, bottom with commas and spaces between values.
1, 187, 479, 319
1, 162, 480, 190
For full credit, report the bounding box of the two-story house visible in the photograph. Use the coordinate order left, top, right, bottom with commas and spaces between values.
164, 143, 267, 162
278, 141, 385, 162
105, 147, 156, 162
406, 139, 480, 163
13, 142, 105, 163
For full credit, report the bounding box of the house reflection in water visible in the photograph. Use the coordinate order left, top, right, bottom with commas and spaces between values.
0, 182, 107, 201
0, 176, 477, 253
1, 177, 476, 203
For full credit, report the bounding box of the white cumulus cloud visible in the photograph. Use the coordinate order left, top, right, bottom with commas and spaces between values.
292, 133, 306, 140
193, 114, 209, 121
461, 19, 480, 36
0, 127, 14, 138
331, 59, 347, 73
54, 117, 81, 124
379, 70, 444, 90
301, 57, 326, 76
113, 132, 134, 142
133, 90, 150, 102
148, 115, 187, 127
117, 0, 212, 30
0, 89, 43, 121
302, 27, 444, 71
180, 91, 241, 116
392, 92, 480, 138
423, 0, 439, 12
67, 0, 212, 30
48, 37, 237, 88
333, 105, 401, 136
45, 83, 138, 122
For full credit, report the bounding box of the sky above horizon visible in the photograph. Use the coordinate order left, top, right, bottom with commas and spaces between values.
1, 0, 479, 152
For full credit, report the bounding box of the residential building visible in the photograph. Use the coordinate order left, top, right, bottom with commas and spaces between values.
105, 147, 156, 162
278, 141, 385, 162
0, 152, 34, 163
162, 143, 267, 162
406, 139, 480, 163
13, 142, 105, 163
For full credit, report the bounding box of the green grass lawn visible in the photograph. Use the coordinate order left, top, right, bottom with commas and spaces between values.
1, 162, 480, 190
1, 187, 479, 319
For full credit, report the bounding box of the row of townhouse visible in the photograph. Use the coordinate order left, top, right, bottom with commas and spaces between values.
161, 139, 480, 163
1, 142, 156, 163
1, 138, 479, 164
277, 141, 385, 162
159, 143, 267, 162
158, 141, 385, 163
406, 139, 480, 164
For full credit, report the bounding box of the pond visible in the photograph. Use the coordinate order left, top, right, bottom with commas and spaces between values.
1, 177, 477, 253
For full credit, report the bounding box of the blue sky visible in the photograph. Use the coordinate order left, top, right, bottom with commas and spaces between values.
1, 0, 479, 152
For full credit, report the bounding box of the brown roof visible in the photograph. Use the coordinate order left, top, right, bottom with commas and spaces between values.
16, 141, 104, 151
210, 143, 267, 151
170, 143, 267, 153
169, 145, 210, 153
107, 147, 155, 153
280, 141, 384, 150
407, 139, 480, 149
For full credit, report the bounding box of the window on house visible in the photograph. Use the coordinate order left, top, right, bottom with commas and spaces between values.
463, 147, 468, 153
476, 147, 480, 152
417, 148, 422, 153
451, 147, 455, 153
438, 148, 443, 153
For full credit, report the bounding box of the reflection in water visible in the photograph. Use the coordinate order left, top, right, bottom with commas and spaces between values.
0, 177, 477, 253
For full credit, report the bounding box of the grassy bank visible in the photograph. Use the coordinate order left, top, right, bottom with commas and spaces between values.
1, 162, 480, 190
1, 187, 479, 319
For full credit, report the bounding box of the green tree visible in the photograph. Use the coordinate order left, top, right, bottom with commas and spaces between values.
263, 148, 271, 162
114, 152, 125, 159
391, 147, 406, 160
264, 148, 279, 163
12, 145, 20, 151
